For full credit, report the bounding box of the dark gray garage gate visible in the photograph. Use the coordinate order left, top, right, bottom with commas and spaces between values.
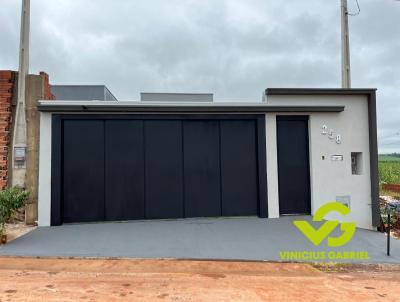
51, 115, 267, 225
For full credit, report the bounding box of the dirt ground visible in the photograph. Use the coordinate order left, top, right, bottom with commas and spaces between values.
2, 222, 36, 242
0, 258, 399, 301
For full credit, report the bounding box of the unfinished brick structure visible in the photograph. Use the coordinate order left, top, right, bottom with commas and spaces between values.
39, 72, 56, 101
0, 71, 16, 190
0, 70, 55, 223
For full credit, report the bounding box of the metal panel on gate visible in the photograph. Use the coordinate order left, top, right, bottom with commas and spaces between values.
183, 120, 221, 217
144, 120, 184, 219
63, 120, 105, 223
105, 120, 145, 221
220, 120, 258, 216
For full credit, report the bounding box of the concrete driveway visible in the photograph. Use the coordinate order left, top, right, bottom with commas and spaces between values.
0, 216, 399, 263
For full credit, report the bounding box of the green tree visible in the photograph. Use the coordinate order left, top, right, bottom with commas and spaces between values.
0, 186, 29, 237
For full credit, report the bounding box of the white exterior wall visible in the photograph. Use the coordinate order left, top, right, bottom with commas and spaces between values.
265, 114, 280, 218
37, 95, 373, 229
38, 112, 52, 227
265, 95, 373, 229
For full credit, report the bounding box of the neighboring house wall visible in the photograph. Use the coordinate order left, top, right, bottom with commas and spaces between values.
40, 72, 56, 101
0, 71, 17, 190
51, 85, 118, 101
104, 88, 118, 101
265, 94, 373, 229
141, 93, 213, 102
0, 70, 54, 224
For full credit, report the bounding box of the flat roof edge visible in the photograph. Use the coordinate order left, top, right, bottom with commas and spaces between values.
266, 88, 377, 96
140, 92, 213, 95
51, 85, 107, 87
37, 102, 344, 113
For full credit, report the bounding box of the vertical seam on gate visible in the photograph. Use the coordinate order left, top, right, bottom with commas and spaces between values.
218, 121, 223, 216
143, 120, 146, 219
59, 117, 64, 225
305, 117, 312, 214
103, 120, 106, 221
276, 117, 281, 216
255, 119, 260, 215
181, 120, 185, 217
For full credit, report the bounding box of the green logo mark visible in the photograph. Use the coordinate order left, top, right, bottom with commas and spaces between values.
293, 202, 356, 247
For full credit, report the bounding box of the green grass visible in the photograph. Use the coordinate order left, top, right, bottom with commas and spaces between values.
378, 154, 400, 196
379, 161, 400, 185
379, 154, 400, 162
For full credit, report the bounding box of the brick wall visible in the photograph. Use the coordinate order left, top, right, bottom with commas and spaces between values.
40, 72, 56, 100
0, 70, 55, 192
0, 71, 16, 190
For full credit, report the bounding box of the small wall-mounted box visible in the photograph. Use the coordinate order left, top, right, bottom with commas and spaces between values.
336, 195, 351, 209
14, 146, 26, 168
351, 152, 363, 175
331, 154, 344, 161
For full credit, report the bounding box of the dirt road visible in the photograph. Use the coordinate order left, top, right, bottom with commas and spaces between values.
0, 258, 399, 301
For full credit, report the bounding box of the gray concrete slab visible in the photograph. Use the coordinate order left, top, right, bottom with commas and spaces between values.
0, 217, 399, 263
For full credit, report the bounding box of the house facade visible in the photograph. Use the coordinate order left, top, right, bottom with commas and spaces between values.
37, 88, 379, 230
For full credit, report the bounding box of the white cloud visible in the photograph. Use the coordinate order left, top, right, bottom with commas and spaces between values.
0, 0, 399, 152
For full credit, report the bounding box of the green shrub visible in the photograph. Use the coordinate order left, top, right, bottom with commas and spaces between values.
379, 162, 400, 185
0, 186, 29, 236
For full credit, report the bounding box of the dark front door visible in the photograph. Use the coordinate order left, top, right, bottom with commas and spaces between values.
277, 116, 311, 215
56, 116, 266, 224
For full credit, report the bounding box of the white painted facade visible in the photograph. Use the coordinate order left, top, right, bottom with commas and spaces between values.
37, 93, 374, 229
265, 94, 372, 229
38, 112, 52, 226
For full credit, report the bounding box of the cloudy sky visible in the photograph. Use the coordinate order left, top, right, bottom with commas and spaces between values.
0, 0, 399, 152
